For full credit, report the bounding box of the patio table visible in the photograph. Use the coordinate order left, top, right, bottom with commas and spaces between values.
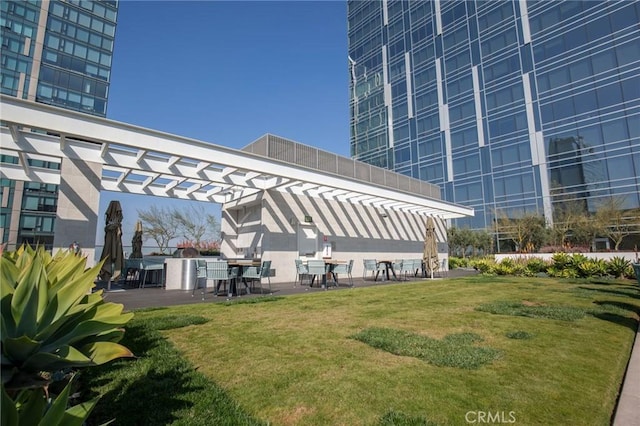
225, 260, 261, 295
377, 260, 399, 281
309, 259, 346, 288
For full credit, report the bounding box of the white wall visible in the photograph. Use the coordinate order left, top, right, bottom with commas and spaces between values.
222, 190, 449, 283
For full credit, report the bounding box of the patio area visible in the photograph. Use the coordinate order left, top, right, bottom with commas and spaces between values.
96, 268, 478, 311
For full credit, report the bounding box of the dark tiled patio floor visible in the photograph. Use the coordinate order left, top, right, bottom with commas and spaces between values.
97, 268, 478, 311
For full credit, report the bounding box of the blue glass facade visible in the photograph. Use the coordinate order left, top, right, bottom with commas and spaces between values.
348, 0, 640, 233
1, 0, 117, 116
1, 0, 118, 248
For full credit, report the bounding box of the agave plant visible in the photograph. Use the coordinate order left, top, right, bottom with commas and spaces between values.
1, 245, 134, 397
607, 256, 631, 278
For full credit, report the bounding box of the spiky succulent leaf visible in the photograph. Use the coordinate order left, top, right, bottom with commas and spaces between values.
3, 336, 42, 364
49, 264, 103, 324
60, 397, 100, 426
35, 291, 105, 342
42, 302, 131, 349
43, 310, 134, 351
83, 328, 125, 344
37, 374, 74, 426
12, 253, 43, 337
79, 341, 135, 365
22, 345, 93, 372
17, 388, 47, 426
1, 383, 19, 426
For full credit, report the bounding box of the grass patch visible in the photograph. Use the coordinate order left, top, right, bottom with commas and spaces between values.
506, 330, 534, 340
475, 300, 586, 321
151, 314, 209, 330
378, 410, 438, 426
351, 327, 500, 369
221, 295, 284, 305
79, 276, 640, 425
81, 315, 263, 425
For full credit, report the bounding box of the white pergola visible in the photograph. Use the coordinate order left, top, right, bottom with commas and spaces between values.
0, 95, 473, 219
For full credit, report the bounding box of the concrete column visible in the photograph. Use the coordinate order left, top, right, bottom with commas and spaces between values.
6, 181, 24, 251
53, 157, 101, 265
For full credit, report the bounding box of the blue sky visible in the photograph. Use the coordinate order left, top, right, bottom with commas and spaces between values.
97, 1, 349, 249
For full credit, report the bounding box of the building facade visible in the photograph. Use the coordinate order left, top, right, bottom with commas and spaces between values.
1, 0, 118, 249
348, 0, 640, 247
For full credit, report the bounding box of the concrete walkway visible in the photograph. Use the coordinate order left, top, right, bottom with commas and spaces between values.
613, 326, 640, 426
96, 268, 639, 425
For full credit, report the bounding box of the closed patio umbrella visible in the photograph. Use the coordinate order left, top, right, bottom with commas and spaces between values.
130, 220, 143, 259
423, 216, 439, 279
99, 200, 124, 282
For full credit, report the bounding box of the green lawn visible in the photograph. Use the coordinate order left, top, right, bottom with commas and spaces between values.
82, 276, 640, 425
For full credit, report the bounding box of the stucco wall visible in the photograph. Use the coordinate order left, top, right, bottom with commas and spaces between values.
222, 190, 449, 283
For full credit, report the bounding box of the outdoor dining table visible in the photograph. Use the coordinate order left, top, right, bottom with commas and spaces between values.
218, 259, 261, 296
309, 259, 347, 288
376, 260, 400, 281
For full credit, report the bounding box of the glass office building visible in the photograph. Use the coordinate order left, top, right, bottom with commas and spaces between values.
1, 0, 118, 249
348, 0, 640, 243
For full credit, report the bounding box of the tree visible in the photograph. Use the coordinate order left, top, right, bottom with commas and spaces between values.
138, 205, 179, 254
550, 200, 586, 247
595, 197, 637, 250
494, 211, 547, 253
474, 229, 494, 255
571, 213, 604, 250
447, 227, 492, 257
171, 204, 220, 247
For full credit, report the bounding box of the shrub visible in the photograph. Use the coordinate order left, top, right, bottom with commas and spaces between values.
551, 252, 572, 269
547, 267, 579, 279
511, 261, 530, 277
569, 254, 589, 270
471, 258, 496, 274
1, 246, 134, 425
624, 265, 637, 280
493, 262, 514, 276
448, 256, 469, 269
524, 257, 550, 274
607, 257, 631, 278
577, 260, 600, 278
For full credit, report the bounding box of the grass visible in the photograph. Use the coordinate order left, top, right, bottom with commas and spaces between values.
350, 328, 500, 369
80, 275, 639, 425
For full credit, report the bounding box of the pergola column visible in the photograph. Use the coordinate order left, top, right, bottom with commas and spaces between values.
53, 157, 102, 264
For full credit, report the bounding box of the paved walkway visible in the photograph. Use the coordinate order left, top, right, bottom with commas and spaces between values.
614, 326, 640, 425
96, 268, 639, 425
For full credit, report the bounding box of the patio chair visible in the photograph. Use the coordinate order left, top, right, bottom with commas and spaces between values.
123, 259, 143, 287
191, 259, 208, 299
404, 259, 418, 278
307, 259, 329, 288
439, 258, 448, 278
392, 259, 403, 279
242, 260, 272, 295
331, 259, 354, 287
139, 258, 166, 288
363, 259, 385, 281
294, 259, 310, 287
203, 260, 238, 299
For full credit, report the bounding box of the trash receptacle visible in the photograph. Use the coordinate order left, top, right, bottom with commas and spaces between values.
180, 259, 197, 290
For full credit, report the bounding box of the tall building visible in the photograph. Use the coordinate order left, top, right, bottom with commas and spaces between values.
1, 0, 118, 249
348, 0, 640, 248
